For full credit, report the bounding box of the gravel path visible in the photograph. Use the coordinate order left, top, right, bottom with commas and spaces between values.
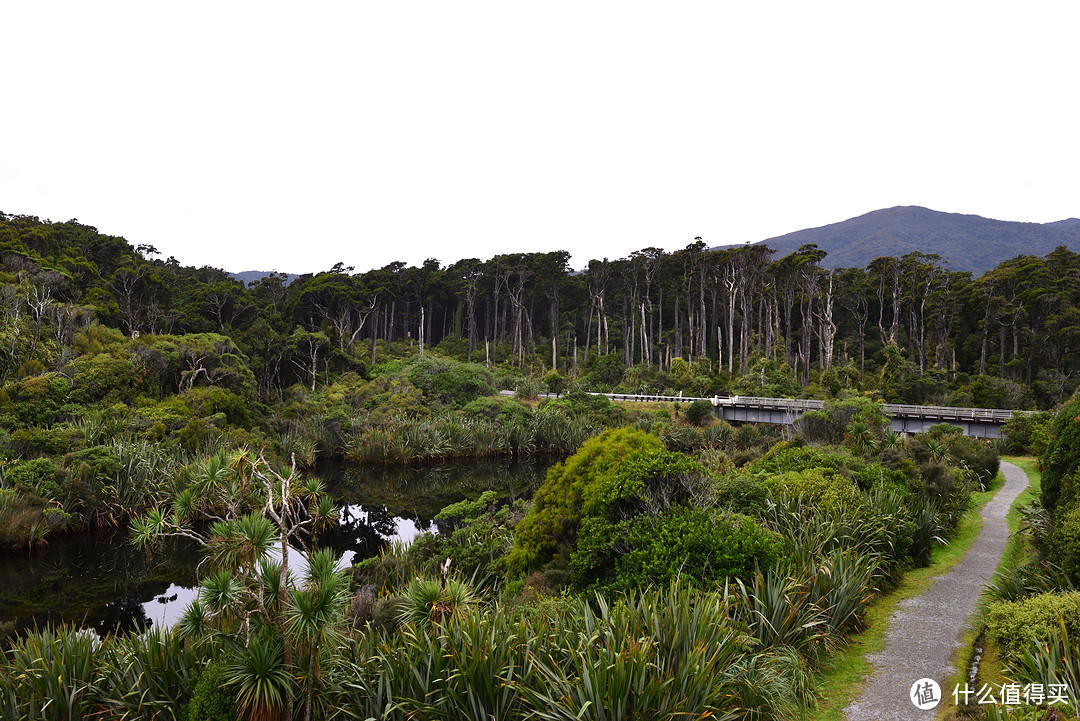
844, 461, 1029, 721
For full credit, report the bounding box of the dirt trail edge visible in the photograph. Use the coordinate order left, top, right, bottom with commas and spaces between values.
844, 460, 1029, 721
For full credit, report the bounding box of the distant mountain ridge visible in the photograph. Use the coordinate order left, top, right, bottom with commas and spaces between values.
229, 270, 299, 286
721, 206, 1080, 275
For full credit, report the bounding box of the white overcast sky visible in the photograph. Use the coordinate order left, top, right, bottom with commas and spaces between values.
4, 2, 1078, 274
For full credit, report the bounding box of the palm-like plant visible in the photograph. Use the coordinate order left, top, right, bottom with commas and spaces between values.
287, 548, 351, 721
224, 634, 292, 721
924, 439, 951, 464
128, 448, 343, 721
205, 512, 278, 576
177, 598, 214, 643
399, 576, 479, 629
200, 569, 247, 632
844, 420, 873, 454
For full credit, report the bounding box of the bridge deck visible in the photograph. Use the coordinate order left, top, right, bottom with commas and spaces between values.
540, 392, 1029, 438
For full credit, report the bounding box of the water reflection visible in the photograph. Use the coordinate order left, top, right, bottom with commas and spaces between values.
0, 457, 554, 633
325, 457, 549, 518
0, 533, 200, 636
142, 584, 199, 631
316, 457, 550, 561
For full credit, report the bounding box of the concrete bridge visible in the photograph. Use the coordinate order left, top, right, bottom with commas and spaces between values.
568, 392, 1026, 439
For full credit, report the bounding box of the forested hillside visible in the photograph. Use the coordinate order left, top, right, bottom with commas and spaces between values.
739, 206, 1080, 276
2, 211, 1077, 411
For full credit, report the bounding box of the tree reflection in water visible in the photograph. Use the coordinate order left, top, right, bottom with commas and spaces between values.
94, 594, 152, 637
0, 457, 555, 633
318, 457, 552, 560
0, 533, 200, 636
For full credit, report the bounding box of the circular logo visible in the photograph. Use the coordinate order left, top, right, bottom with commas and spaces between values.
910, 678, 942, 710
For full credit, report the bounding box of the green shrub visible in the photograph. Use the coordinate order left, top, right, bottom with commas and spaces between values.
1001, 411, 1054, 456
715, 473, 769, 515
580, 353, 626, 389
793, 397, 888, 447
587, 448, 711, 518
185, 658, 239, 721
793, 410, 835, 445
747, 442, 859, 479
684, 399, 714, 426
181, 387, 253, 427
572, 507, 780, 591
403, 355, 496, 407
1050, 501, 1080, 585
9, 426, 84, 457
542, 390, 624, 425
2, 373, 71, 427
68, 352, 141, 405
1043, 394, 1080, 512
461, 395, 531, 424
435, 490, 499, 529
985, 592, 1080, 663
850, 461, 914, 495
42, 506, 73, 531
506, 427, 663, 577
133, 402, 191, 436
998, 624, 1080, 712
916, 460, 975, 531
542, 369, 567, 394
5, 458, 67, 505
943, 434, 999, 487
66, 445, 123, 484
178, 417, 220, 452
762, 469, 860, 512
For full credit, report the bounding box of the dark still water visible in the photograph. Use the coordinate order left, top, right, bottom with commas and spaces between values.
0, 457, 554, 635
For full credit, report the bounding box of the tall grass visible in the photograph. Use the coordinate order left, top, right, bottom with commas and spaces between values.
326, 581, 804, 720
0, 625, 206, 721
1003, 622, 1080, 708
92, 627, 203, 718
0, 626, 99, 720
342, 413, 603, 465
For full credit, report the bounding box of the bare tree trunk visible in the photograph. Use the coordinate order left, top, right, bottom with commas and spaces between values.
641, 303, 649, 367
815, 271, 836, 372
716, 324, 722, 372
673, 295, 682, 359
601, 301, 609, 356
584, 299, 595, 363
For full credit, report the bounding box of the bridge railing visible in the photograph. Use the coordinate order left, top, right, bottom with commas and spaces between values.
882, 403, 1022, 422
533, 391, 1030, 425
726, 396, 825, 412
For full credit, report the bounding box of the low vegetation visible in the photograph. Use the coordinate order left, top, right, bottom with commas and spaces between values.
1, 393, 1018, 720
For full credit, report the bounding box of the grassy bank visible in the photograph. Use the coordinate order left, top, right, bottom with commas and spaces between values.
803, 466, 1010, 721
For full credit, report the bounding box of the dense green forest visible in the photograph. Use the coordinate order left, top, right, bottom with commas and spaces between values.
1, 212, 1078, 720
1, 212, 1078, 409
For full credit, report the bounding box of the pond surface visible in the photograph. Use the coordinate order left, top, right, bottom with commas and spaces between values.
0, 457, 553, 635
